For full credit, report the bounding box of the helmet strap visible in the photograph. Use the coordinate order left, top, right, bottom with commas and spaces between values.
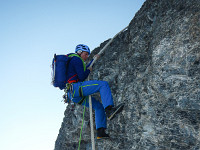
76, 50, 82, 56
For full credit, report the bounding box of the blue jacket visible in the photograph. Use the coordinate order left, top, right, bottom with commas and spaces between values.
66, 54, 92, 83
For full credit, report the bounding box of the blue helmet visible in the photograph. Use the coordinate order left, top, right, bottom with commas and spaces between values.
75, 44, 90, 55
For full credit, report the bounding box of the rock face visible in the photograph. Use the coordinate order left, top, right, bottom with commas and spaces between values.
54, 0, 200, 149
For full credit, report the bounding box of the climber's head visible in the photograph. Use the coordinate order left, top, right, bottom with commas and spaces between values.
75, 44, 90, 61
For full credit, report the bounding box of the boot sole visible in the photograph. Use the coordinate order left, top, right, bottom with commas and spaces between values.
107, 103, 124, 120
97, 136, 110, 140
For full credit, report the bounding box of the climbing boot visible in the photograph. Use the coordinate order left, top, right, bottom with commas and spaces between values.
105, 103, 124, 120
97, 128, 110, 140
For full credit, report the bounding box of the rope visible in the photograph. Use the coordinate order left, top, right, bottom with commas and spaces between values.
89, 94, 95, 150
89, 26, 128, 68
87, 26, 128, 150
78, 26, 128, 150
78, 100, 86, 150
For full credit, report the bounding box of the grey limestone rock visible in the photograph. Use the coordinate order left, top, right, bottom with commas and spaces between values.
55, 0, 200, 149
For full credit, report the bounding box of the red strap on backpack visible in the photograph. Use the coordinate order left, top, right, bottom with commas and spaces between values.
67, 74, 79, 83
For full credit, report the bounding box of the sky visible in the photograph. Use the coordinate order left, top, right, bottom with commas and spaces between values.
0, 0, 145, 150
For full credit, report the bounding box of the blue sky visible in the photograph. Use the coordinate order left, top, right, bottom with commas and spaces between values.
0, 0, 145, 149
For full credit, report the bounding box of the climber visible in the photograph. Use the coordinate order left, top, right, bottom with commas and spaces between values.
66, 44, 124, 139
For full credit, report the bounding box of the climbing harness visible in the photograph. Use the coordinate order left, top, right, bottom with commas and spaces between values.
62, 83, 88, 105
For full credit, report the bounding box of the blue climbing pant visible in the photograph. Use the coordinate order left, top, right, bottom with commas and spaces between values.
70, 80, 114, 129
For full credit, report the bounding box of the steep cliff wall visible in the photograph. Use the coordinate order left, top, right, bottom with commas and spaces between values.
55, 0, 200, 149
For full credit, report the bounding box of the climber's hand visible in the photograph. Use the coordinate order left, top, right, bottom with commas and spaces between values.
94, 54, 100, 60
88, 66, 93, 72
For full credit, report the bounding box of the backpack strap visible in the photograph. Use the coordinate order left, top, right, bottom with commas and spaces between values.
67, 53, 86, 83
67, 74, 79, 83
68, 53, 86, 71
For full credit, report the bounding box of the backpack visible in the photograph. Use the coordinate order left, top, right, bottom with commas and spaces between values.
51, 53, 74, 90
